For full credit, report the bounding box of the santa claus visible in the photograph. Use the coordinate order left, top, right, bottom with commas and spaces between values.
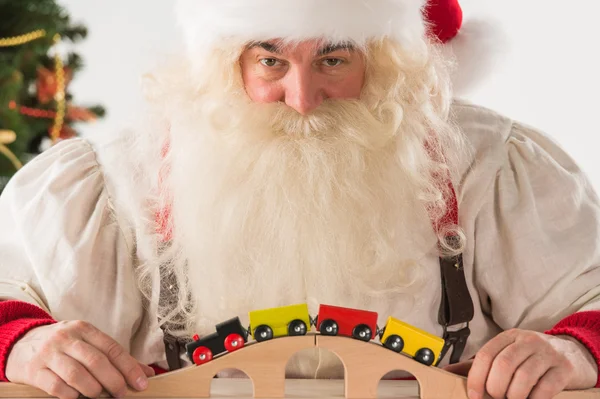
1, 1, 599, 399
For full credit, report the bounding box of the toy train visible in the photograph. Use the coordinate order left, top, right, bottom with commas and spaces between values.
186, 303, 445, 367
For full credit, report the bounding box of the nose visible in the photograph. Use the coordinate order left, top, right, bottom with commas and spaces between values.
283, 66, 324, 115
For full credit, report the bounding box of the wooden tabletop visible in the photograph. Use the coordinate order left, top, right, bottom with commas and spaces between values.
211, 379, 419, 398
2, 378, 600, 399
0, 379, 420, 399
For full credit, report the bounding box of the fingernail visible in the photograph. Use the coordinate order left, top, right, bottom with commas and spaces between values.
137, 376, 148, 390
468, 389, 481, 399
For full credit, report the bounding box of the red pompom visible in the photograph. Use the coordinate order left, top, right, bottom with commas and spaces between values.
424, 0, 463, 43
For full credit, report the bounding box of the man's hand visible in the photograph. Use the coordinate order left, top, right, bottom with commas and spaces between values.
442, 329, 598, 399
5, 320, 155, 399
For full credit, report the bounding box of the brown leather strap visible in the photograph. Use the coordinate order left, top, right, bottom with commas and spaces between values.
425, 163, 474, 364
436, 251, 474, 365
437, 325, 471, 365
438, 253, 474, 326
162, 330, 183, 371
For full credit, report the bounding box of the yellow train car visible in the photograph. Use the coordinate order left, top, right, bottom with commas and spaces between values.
379, 316, 445, 366
248, 303, 311, 342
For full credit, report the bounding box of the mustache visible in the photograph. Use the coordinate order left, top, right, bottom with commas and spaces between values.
219, 96, 398, 151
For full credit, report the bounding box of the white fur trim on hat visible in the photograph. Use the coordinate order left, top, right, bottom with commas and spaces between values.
175, 0, 428, 60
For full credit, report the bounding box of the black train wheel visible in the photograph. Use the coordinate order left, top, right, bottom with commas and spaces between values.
352, 324, 372, 342
319, 319, 338, 336
254, 325, 273, 342
384, 334, 404, 353
288, 319, 308, 336
414, 348, 435, 366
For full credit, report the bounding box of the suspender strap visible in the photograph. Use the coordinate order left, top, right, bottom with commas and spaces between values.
436, 251, 474, 365
427, 166, 474, 366
162, 329, 184, 371
439, 252, 474, 326
438, 324, 471, 365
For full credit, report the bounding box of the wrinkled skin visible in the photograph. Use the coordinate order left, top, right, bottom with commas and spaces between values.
6, 321, 155, 399
443, 329, 598, 399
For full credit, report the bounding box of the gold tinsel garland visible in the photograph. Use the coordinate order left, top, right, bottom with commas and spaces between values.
0, 29, 46, 47
49, 33, 65, 143
0, 30, 66, 170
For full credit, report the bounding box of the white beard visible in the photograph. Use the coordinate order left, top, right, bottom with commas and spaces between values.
161, 93, 441, 337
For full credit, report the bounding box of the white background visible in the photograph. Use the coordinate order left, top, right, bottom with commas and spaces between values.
58, 0, 600, 189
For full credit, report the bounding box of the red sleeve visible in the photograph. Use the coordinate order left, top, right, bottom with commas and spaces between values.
0, 300, 57, 382
150, 364, 168, 375
0, 300, 168, 382
545, 310, 600, 388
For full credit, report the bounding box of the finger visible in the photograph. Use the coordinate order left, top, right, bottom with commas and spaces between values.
443, 360, 473, 377
505, 354, 550, 399
467, 330, 518, 399
77, 322, 149, 391
64, 339, 128, 398
33, 367, 81, 399
529, 367, 570, 399
47, 352, 104, 399
485, 340, 538, 399
140, 363, 156, 377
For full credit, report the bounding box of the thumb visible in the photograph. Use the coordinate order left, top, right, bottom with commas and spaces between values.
442, 359, 473, 377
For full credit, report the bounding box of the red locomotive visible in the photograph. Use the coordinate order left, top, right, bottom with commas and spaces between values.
315, 304, 378, 342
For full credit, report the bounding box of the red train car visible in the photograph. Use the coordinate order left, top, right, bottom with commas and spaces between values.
316, 304, 378, 342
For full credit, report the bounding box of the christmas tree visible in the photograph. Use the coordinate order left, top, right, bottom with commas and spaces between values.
0, 0, 105, 193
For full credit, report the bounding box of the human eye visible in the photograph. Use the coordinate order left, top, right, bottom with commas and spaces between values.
259, 58, 281, 67
321, 58, 344, 67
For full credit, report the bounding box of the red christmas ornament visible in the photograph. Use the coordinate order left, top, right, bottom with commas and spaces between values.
36, 66, 72, 104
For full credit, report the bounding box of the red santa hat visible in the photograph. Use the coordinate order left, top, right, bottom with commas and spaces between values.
175, 0, 463, 65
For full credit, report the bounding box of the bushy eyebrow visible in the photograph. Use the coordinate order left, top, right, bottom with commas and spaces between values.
317, 43, 354, 56
247, 41, 355, 56
249, 42, 282, 54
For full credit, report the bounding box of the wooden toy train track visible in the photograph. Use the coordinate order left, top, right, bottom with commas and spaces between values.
2, 334, 599, 399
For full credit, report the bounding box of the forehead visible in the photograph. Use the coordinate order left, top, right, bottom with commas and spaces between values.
245, 39, 356, 56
